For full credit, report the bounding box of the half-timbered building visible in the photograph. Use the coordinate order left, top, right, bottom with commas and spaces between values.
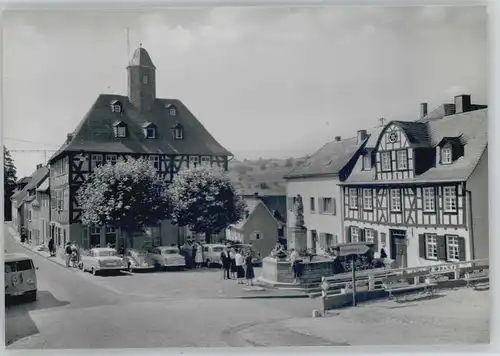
48, 46, 232, 249
340, 95, 488, 268
284, 133, 367, 254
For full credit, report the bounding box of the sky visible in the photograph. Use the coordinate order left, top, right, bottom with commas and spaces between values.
2, 6, 488, 178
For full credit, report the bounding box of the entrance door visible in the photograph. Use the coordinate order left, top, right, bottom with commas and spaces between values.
390, 229, 407, 268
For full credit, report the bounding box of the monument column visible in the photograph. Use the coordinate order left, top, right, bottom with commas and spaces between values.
287, 194, 307, 251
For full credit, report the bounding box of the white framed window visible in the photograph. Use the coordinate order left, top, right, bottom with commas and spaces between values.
396, 150, 408, 170
423, 187, 435, 212
170, 108, 177, 116
201, 156, 211, 166
106, 227, 116, 234
250, 231, 263, 240
146, 127, 156, 139
310, 197, 315, 213
390, 189, 401, 212
320, 197, 334, 214
116, 126, 127, 138
443, 186, 457, 212
365, 229, 375, 243
105, 154, 118, 165
142, 75, 148, 84
441, 146, 453, 164
363, 154, 371, 170
381, 152, 391, 171
113, 104, 122, 113
425, 234, 438, 260
446, 235, 460, 261
91, 154, 103, 170
350, 227, 360, 243
148, 155, 160, 170
362, 189, 372, 210
90, 226, 101, 235
325, 233, 336, 246
349, 188, 358, 209
189, 156, 199, 167
175, 128, 183, 139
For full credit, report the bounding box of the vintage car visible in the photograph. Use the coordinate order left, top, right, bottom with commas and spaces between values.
202, 244, 227, 267
230, 243, 262, 266
123, 248, 154, 272
5, 253, 38, 302
150, 246, 186, 270
81, 247, 126, 276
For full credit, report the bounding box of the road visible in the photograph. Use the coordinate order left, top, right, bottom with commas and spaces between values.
4, 226, 337, 349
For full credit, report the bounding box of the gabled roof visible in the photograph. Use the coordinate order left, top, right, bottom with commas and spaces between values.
36, 176, 50, 192
16, 176, 31, 185
284, 136, 364, 179
48, 95, 232, 162
344, 108, 488, 185
14, 166, 49, 208
229, 198, 281, 231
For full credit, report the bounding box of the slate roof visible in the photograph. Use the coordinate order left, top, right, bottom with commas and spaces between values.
36, 176, 50, 192
48, 95, 232, 162
14, 166, 49, 208
128, 47, 156, 69
16, 177, 31, 185
229, 197, 282, 231
284, 136, 363, 179
344, 108, 488, 185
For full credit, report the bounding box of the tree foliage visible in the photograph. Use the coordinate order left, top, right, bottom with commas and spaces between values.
168, 165, 246, 243
77, 157, 170, 237
4, 146, 17, 221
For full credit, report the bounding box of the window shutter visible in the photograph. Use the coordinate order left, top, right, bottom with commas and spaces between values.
359, 229, 366, 242
345, 227, 351, 243
437, 235, 447, 260
333, 234, 338, 246
288, 197, 293, 211
319, 233, 326, 246
373, 231, 379, 252
318, 197, 323, 213
458, 237, 466, 261
82, 225, 89, 250
332, 198, 337, 215
419, 234, 426, 258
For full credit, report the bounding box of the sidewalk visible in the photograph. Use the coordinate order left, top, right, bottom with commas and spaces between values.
6, 225, 76, 271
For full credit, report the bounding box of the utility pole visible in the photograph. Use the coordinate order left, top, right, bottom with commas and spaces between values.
126, 27, 131, 63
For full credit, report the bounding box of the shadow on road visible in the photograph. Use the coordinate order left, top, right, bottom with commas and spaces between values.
5, 290, 70, 346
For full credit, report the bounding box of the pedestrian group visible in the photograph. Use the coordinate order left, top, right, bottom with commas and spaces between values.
220, 246, 255, 286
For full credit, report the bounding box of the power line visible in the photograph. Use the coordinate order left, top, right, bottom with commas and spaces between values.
4, 137, 60, 147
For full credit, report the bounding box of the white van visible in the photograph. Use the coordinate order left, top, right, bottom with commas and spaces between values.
4, 253, 38, 302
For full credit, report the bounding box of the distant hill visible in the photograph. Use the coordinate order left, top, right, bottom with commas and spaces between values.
227, 156, 310, 196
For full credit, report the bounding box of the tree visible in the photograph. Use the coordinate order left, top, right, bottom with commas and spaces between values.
77, 157, 170, 247
168, 165, 246, 243
4, 146, 17, 221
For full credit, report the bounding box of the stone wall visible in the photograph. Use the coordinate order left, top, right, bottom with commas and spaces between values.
261, 257, 335, 284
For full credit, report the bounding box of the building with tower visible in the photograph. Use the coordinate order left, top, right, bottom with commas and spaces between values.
48, 46, 232, 249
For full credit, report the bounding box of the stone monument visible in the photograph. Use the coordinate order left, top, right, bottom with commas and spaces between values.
288, 194, 307, 252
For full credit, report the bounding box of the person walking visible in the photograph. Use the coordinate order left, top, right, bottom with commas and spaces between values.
65, 242, 72, 267
195, 243, 203, 268
229, 248, 237, 278
244, 250, 255, 286
221, 248, 231, 279
235, 249, 245, 284
48, 237, 55, 257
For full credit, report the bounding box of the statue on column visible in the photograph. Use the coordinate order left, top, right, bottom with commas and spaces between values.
293, 194, 304, 228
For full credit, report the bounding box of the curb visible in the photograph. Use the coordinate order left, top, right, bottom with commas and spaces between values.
231, 293, 310, 300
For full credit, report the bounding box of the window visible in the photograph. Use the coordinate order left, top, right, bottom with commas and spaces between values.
423, 187, 435, 212
441, 146, 453, 164
90, 226, 101, 235
350, 227, 360, 243
106, 227, 116, 234
149, 155, 160, 170
320, 198, 335, 214
170, 108, 177, 116
363, 154, 371, 170
143, 75, 148, 84
325, 233, 335, 246
310, 197, 315, 213
201, 156, 211, 166
146, 127, 156, 139
425, 234, 438, 260
443, 186, 457, 212
112, 104, 122, 113
381, 152, 391, 171
174, 128, 183, 140
390, 189, 401, 212
91, 154, 103, 170
362, 189, 372, 210
365, 229, 375, 243
251, 231, 262, 240
349, 188, 358, 209
116, 126, 127, 138
189, 156, 199, 168
105, 155, 118, 165
288, 196, 297, 211
446, 235, 460, 261
396, 150, 408, 170
57, 191, 64, 211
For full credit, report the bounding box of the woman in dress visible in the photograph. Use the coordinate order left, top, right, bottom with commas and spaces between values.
234, 249, 245, 284
244, 250, 255, 286
229, 248, 237, 278
195, 243, 204, 268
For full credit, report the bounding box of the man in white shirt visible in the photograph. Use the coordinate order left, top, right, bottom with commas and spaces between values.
234, 250, 245, 284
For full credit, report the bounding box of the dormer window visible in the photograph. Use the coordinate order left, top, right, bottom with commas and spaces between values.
142, 122, 157, 139
441, 146, 453, 165
172, 123, 184, 140
110, 100, 123, 113
170, 108, 177, 116
112, 121, 127, 138
363, 154, 372, 170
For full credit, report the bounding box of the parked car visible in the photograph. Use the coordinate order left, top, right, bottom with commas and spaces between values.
202, 244, 226, 267
4, 253, 38, 302
150, 246, 186, 270
81, 247, 126, 276
123, 248, 154, 272
230, 243, 262, 265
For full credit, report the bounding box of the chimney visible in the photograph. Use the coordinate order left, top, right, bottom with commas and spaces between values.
36, 164, 42, 169
334, 136, 341, 142
454, 94, 471, 114
66, 133, 74, 144
357, 130, 367, 145
420, 102, 428, 118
